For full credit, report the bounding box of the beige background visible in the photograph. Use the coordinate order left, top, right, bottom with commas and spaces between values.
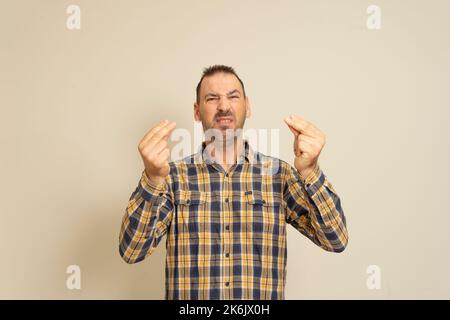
1, 0, 449, 299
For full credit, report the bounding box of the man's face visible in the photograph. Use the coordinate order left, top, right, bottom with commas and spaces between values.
194, 72, 251, 136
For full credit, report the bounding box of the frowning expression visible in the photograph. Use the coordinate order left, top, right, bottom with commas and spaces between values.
194, 72, 251, 133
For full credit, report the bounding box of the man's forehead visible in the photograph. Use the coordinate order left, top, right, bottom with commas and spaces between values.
202, 73, 243, 95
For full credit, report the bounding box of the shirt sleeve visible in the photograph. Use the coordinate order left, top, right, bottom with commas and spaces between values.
282, 163, 349, 253
119, 170, 174, 264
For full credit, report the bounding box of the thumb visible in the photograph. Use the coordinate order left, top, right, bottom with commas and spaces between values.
284, 118, 300, 137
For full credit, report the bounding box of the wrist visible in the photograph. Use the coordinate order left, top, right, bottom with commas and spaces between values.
144, 170, 166, 187
298, 164, 316, 180
297, 162, 321, 186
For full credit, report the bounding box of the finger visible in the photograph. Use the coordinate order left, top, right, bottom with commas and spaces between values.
284, 115, 321, 137
157, 148, 170, 159
290, 115, 321, 134
161, 131, 172, 141
152, 138, 168, 155
284, 116, 313, 137
284, 120, 300, 137
297, 116, 324, 138
140, 119, 169, 144
147, 122, 177, 149
150, 121, 177, 143
298, 133, 321, 147
152, 131, 171, 145
154, 148, 170, 167
149, 121, 176, 140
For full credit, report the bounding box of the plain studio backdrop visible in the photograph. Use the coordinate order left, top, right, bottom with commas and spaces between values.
1, 0, 449, 299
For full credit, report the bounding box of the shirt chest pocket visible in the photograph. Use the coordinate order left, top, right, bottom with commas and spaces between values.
174, 190, 210, 237
244, 190, 282, 235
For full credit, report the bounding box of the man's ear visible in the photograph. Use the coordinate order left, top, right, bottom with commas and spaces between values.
245, 96, 251, 118
194, 102, 201, 122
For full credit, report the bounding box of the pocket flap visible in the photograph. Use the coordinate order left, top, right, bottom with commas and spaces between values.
244, 190, 281, 206
175, 190, 210, 205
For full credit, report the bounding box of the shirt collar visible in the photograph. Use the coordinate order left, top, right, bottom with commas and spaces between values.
193, 138, 255, 165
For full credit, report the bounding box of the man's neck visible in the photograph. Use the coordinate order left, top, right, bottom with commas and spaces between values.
204, 137, 245, 172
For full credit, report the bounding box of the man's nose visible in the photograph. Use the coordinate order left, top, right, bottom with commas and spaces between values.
217, 96, 231, 111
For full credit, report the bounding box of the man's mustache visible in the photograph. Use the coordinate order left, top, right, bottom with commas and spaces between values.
214, 111, 233, 119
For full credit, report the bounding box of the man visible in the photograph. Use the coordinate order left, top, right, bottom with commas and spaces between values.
119, 65, 348, 300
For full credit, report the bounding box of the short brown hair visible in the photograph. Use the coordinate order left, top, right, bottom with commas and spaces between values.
196, 65, 246, 104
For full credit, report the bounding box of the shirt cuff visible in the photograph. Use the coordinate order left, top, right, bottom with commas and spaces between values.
301, 164, 327, 197
300, 164, 321, 186
140, 170, 167, 196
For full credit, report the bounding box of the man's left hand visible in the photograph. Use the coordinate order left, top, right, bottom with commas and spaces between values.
284, 115, 326, 179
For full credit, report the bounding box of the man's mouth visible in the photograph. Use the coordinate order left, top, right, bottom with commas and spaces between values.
216, 117, 233, 124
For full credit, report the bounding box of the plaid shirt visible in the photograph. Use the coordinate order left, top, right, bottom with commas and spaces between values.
119, 139, 348, 300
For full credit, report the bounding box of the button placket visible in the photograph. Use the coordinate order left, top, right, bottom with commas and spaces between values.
222, 171, 232, 298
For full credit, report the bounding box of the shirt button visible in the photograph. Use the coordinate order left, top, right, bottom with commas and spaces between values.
225, 198, 229, 203
225, 282, 230, 287
225, 225, 229, 231
225, 173, 229, 177
225, 253, 229, 258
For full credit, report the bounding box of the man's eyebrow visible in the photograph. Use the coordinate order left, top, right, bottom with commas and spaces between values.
227, 89, 241, 95
204, 90, 241, 97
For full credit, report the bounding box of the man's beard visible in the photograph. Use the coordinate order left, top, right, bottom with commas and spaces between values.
202, 128, 245, 165
203, 115, 244, 133
202, 114, 245, 162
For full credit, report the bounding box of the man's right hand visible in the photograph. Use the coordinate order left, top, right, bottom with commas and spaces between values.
138, 119, 177, 186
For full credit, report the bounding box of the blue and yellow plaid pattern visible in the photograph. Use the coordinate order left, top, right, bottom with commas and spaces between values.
119, 139, 348, 299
